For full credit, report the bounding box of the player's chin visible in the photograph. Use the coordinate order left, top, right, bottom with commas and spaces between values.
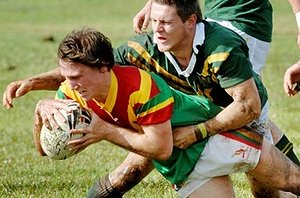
156, 42, 171, 52
78, 93, 91, 101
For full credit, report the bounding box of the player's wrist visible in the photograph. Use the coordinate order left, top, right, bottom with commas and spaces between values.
194, 123, 208, 140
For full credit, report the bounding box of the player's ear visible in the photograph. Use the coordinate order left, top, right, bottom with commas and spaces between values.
186, 14, 197, 28
98, 66, 109, 73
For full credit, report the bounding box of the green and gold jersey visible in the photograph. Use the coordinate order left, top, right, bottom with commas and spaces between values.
114, 21, 268, 108
204, 0, 273, 42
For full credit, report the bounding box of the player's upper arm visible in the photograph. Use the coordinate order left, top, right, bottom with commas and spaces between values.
141, 120, 173, 160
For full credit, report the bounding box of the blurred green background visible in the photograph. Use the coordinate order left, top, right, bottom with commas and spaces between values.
0, 0, 299, 197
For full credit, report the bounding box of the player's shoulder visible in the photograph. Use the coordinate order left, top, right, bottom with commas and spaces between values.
204, 21, 245, 44
113, 64, 140, 72
129, 31, 155, 46
112, 65, 151, 81
203, 21, 248, 54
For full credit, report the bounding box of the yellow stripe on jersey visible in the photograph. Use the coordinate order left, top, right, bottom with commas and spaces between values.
56, 81, 87, 107
204, 52, 229, 74
104, 71, 118, 112
138, 97, 174, 119
139, 69, 152, 101
128, 41, 190, 87
127, 70, 152, 128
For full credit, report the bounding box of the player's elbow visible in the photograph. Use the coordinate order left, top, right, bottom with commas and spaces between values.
155, 146, 173, 161
252, 106, 261, 120
147, 122, 173, 161
151, 141, 173, 161
143, 139, 173, 160
246, 100, 261, 120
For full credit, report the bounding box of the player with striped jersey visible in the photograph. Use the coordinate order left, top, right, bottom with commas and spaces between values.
32, 27, 300, 198
56, 66, 175, 133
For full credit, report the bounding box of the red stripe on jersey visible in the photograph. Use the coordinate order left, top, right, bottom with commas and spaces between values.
138, 104, 173, 125
111, 66, 142, 127
150, 76, 160, 98
87, 100, 125, 126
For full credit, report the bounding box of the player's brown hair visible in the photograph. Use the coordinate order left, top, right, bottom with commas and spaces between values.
58, 27, 114, 69
152, 0, 203, 23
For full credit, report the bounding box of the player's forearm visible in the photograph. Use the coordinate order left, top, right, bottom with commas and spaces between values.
26, 68, 64, 91
104, 122, 173, 161
142, 0, 152, 12
204, 78, 262, 135
174, 100, 260, 148
204, 99, 261, 135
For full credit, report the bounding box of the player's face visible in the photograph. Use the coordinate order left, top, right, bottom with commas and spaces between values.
150, 2, 189, 53
59, 59, 106, 101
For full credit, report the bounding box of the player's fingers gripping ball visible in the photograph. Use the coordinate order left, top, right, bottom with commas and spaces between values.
40, 102, 91, 160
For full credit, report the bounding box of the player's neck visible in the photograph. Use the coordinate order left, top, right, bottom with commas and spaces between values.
94, 70, 111, 103
171, 49, 193, 70
171, 37, 194, 70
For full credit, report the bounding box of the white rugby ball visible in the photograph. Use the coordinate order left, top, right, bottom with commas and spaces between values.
40, 102, 91, 160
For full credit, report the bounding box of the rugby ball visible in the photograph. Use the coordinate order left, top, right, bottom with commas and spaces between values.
40, 102, 91, 160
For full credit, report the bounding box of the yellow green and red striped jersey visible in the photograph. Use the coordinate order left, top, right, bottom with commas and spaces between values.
56, 65, 174, 132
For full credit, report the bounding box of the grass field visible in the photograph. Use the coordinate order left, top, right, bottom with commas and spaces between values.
1, 0, 300, 197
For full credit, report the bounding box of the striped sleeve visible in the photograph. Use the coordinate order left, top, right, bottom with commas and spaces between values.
135, 71, 174, 125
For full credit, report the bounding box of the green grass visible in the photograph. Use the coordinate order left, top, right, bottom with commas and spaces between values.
0, 0, 299, 197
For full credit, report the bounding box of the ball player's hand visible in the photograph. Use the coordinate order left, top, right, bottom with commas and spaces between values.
2, 80, 32, 109
33, 99, 75, 156
133, 0, 151, 34
68, 111, 108, 152
34, 99, 74, 130
33, 106, 47, 156
173, 126, 197, 149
